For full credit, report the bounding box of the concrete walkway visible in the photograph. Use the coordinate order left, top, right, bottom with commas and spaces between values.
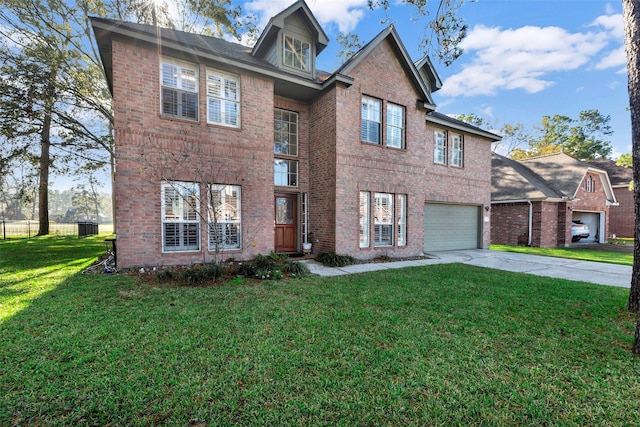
300, 249, 631, 288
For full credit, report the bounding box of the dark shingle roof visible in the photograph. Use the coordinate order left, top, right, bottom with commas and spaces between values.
587, 157, 633, 186
491, 153, 561, 200
518, 152, 594, 198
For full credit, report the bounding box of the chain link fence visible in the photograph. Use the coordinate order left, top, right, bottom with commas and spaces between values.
1, 220, 100, 239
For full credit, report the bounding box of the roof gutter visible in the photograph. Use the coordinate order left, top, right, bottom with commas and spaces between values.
426, 114, 502, 141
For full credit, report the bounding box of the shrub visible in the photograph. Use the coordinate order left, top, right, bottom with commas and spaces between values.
282, 261, 310, 278
156, 270, 174, 283
253, 254, 277, 271
317, 252, 356, 267
234, 263, 255, 278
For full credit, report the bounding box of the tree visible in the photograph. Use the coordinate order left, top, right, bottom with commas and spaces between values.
368, 0, 468, 65
507, 111, 613, 161
617, 153, 633, 168
336, 32, 363, 64
622, 0, 640, 354
0, 0, 251, 236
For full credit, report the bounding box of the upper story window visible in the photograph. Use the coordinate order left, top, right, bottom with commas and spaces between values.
585, 175, 595, 192
386, 104, 405, 149
161, 59, 198, 121
283, 34, 310, 71
274, 159, 298, 187
434, 130, 447, 164
274, 109, 298, 156
207, 69, 240, 128
362, 96, 382, 144
450, 133, 463, 167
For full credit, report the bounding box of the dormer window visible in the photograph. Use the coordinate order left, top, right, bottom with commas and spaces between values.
283, 34, 310, 71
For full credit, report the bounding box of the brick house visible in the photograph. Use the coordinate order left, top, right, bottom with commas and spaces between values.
587, 158, 634, 238
491, 152, 617, 247
91, 0, 500, 269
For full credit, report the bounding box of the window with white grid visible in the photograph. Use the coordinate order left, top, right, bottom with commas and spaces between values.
451, 133, 463, 167
208, 184, 241, 250
374, 193, 393, 247
283, 34, 311, 71
434, 130, 447, 164
362, 96, 382, 144
386, 103, 405, 149
160, 59, 198, 121
161, 181, 200, 252
207, 69, 240, 128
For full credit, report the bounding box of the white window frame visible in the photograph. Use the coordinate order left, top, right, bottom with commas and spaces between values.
386, 103, 405, 149
160, 58, 199, 121
208, 184, 241, 251
434, 130, 447, 165
451, 133, 463, 167
359, 191, 370, 248
161, 181, 200, 252
283, 34, 311, 71
206, 69, 240, 128
274, 109, 298, 156
397, 194, 406, 246
274, 159, 298, 187
585, 175, 595, 192
374, 193, 394, 247
362, 96, 382, 144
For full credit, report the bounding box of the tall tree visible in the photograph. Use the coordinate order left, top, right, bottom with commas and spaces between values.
508, 111, 612, 161
622, 0, 640, 354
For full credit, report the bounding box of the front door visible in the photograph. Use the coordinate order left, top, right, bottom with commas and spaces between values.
275, 193, 297, 252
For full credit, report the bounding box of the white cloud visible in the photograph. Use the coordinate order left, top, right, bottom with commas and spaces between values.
440, 19, 618, 98
245, 0, 368, 33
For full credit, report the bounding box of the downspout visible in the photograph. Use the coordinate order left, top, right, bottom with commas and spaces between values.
527, 200, 533, 246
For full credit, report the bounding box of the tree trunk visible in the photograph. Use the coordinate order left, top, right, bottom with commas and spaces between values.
37, 118, 51, 235
635, 314, 640, 354
624, 0, 640, 315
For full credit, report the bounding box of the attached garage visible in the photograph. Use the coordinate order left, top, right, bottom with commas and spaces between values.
572, 211, 603, 243
424, 203, 481, 251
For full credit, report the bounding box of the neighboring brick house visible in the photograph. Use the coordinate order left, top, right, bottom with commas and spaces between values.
587, 157, 634, 238
91, 0, 500, 268
491, 152, 617, 247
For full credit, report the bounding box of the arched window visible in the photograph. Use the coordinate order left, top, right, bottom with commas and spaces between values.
585, 175, 595, 193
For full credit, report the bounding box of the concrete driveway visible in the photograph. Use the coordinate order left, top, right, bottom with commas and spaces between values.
302, 249, 631, 288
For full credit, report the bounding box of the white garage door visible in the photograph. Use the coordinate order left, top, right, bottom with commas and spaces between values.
424, 203, 481, 251
572, 212, 600, 243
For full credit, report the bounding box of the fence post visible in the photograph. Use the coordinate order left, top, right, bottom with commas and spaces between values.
2, 220, 4, 241
28, 221, 31, 239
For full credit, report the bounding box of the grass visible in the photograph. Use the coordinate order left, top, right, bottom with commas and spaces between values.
491, 244, 633, 266
1, 236, 639, 425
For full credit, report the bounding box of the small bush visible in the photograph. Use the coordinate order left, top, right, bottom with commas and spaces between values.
156, 270, 174, 283
271, 270, 284, 280
268, 251, 289, 263
180, 267, 208, 285
253, 254, 277, 271
317, 252, 356, 267
235, 263, 255, 278
282, 261, 310, 278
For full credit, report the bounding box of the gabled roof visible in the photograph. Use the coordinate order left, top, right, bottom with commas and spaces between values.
90, 16, 332, 101
587, 157, 633, 186
333, 25, 437, 111
415, 55, 442, 93
492, 153, 562, 201
252, 0, 329, 58
492, 152, 617, 203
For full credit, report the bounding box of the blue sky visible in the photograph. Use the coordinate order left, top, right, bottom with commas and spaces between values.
244, 0, 629, 158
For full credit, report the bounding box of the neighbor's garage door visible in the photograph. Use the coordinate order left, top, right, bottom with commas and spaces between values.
424, 203, 481, 251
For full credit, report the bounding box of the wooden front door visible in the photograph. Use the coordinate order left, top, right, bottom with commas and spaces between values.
275, 193, 297, 252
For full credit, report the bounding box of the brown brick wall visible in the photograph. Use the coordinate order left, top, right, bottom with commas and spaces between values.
490, 202, 530, 246
112, 39, 276, 267
110, 36, 494, 267
331, 38, 492, 259
611, 185, 634, 238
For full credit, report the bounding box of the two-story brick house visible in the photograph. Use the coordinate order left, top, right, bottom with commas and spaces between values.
92, 0, 500, 269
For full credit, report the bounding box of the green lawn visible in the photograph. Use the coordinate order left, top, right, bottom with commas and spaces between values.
1, 236, 639, 425
491, 244, 633, 266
